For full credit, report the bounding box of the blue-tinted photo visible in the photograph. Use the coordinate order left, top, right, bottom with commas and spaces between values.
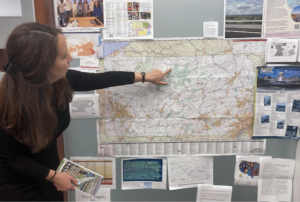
264, 96, 271, 106
292, 100, 300, 112
123, 159, 163, 182
276, 103, 286, 112
285, 125, 298, 137
261, 115, 269, 123
277, 120, 284, 129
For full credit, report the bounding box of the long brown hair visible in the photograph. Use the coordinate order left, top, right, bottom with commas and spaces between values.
0, 23, 73, 153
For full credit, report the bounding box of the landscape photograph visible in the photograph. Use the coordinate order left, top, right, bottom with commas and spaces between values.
225, 0, 263, 38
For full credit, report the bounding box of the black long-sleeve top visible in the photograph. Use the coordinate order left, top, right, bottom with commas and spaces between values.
0, 70, 135, 201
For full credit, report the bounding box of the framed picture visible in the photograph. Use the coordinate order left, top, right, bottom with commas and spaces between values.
53, 0, 105, 32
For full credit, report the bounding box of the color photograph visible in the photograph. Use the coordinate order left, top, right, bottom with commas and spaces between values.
55, 0, 104, 29
286, 125, 298, 137
292, 100, 300, 112
127, 2, 132, 11
277, 120, 284, 129
141, 12, 151, 19
264, 96, 271, 106
261, 115, 269, 124
133, 2, 140, 11
128, 12, 140, 20
225, 0, 263, 38
292, 6, 300, 22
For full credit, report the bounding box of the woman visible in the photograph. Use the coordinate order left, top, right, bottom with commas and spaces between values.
83, 0, 89, 17
77, 0, 84, 17
94, 0, 103, 24
72, 0, 78, 17
0, 22, 171, 201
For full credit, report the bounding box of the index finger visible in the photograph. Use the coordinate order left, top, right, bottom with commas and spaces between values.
163, 68, 172, 76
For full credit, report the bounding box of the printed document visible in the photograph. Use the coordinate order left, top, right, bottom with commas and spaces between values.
197, 184, 232, 202
168, 156, 213, 190
75, 188, 110, 201
70, 94, 100, 119
203, 22, 218, 38
257, 158, 295, 201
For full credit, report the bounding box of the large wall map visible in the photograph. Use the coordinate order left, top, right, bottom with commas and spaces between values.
97, 39, 265, 143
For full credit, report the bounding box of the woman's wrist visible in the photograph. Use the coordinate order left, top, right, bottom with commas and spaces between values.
45, 169, 56, 181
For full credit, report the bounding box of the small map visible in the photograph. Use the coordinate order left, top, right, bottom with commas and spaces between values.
239, 160, 260, 178
128, 21, 152, 36
270, 41, 296, 57
64, 33, 99, 58
123, 159, 163, 181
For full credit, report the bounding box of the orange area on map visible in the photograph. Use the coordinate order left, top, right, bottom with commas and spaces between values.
68, 41, 95, 56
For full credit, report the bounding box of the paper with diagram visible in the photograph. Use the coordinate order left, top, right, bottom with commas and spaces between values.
70, 94, 100, 119
234, 155, 272, 186
168, 156, 213, 190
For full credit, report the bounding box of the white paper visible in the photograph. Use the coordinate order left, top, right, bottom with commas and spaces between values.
197, 184, 232, 202
259, 158, 295, 180
257, 158, 296, 202
292, 140, 300, 201
70, 94, 100, 118
168, 156, 213, 190
101, 141, 266, 157
0, 72, 4, 82
258, 179, 292, 202
121, 158, 167, 190
75, 188, 110, 201
0, 0, 22, 17
266, 38, 298, 63
203, 22, 218, 38
80, 58, 99, 70
70, 157, 116, 189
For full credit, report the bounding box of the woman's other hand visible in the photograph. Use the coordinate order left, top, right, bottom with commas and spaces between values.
52, 172, 78, 192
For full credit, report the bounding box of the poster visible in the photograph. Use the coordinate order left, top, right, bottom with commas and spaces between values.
264, 0, 300, 38
252, 66, 300, 139
103, 0, 153, 39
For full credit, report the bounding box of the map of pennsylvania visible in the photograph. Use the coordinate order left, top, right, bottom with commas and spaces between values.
98, 39, 265, 143
64, 34, 99, 58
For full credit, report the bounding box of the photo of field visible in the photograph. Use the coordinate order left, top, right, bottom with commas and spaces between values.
225, 0, 263, 38
292, 6, 300, 22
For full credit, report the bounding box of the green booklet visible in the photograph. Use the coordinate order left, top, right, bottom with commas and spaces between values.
57, 158, 104, 196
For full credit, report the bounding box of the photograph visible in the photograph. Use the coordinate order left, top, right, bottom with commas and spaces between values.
277, 119, 284, 129
291, 6, 300, 22
133, 2, 140, 11
285, 125, 298, 137
141, 12, 151, 19
292, 100, 300, 112
261, 115, 269, 123
257, 67, 300, 91
276, 103, 286, 112
225, 0, 263, 38
55, 0, 104, 29
127, 2, 132, 11
128, 12, 140, 20
264, 96, 271, 106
